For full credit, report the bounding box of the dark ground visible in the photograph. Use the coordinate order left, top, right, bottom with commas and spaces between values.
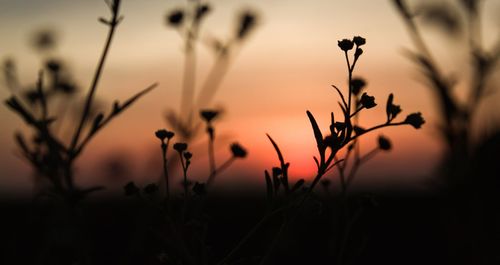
0, 191, 499, 265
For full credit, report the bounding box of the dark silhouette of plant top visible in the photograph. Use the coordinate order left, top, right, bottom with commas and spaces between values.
122, 119, 248, 265
210, 36, 425, 265
264, 36, 424, 200
164, 0, 259, 142
392, 0, 500, 190
3, 0, 156, 203
155, 129, 175, 199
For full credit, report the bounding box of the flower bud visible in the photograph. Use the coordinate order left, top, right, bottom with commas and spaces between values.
338, 39, 354, 51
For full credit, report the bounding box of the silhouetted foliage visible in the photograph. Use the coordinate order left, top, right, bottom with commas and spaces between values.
4, 0, 156, 204
122, 114, 249, 264
257, 36, 424, 265
392, 0, 500, 190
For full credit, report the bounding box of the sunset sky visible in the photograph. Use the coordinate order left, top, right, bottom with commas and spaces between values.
1, 0, 499, 195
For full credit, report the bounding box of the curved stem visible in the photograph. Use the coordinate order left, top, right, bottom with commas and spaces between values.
70, 5, 120, 152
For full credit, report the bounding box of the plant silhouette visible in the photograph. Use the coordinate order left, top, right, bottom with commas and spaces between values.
164, 0, 259, 142
8, 1, 500, 264
393, 1, 500, 263
254, 36, 424, 265
4, 0, 156, 204
123, 36, 423, 265
122, 115, 248, 265
392, 0, 500, 191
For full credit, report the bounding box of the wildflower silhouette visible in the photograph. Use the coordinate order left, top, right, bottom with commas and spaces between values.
4, 0, 156, 203
223, 35, 425, 265
200, 109, 219, 182
156, 129, 175, 198
164, 0, 259, 143
122, 121, 249, 264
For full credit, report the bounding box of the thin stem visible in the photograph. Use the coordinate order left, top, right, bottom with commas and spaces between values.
162, 140, 170, 200
181, 38, 197, 121
207, 125, 217, 184
217, 157, 235, 173
74, 83, 157, 156
346, 148, 379, 187
195, 55, 231, 109
349, 121, 405, 143
178, 152, 189, 197
70, 5, 120, 152
350, 105, 364, 118
344, 51, 352, 115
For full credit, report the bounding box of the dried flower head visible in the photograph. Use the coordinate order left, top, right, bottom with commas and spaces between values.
31, 29, 57, 52
230, 143, 247, 158
405, 112, 425, 129
360, 92, 377, 109
354, 48, 363, 59
338, 39, 354, 51
378, 135, 392, 151
167, 9, 184, 27
124, 181, 139, 196
200, 110, 219, 123
351, 78, 366, 96
173, 142, 188, 153
45, 59, 62, 73
237, 11, 257, 40
155, 129, 174, 141
195, 4, 211, 22
183, 151, 192, 160
353, 36, 366, 46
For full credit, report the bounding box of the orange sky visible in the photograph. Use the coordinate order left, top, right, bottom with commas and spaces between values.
1, 0, 499, 195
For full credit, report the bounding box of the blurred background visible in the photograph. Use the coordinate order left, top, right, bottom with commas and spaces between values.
1, 0, 500, 196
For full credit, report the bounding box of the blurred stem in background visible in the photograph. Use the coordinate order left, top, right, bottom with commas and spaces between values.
392, 0, 500, 190
165, 0, 259, 142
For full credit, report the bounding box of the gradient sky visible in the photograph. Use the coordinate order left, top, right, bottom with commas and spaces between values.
1, 0, 500, 195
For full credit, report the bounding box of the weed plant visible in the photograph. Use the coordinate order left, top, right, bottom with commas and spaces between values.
124, 110, 248, 265
123, 36, 424, 265
393, 1, 500, 263
392, 0, 500, 190
4, 0, 156, 204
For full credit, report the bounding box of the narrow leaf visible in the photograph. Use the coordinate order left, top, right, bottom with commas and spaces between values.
306, 110, 324, 153
313, 156, 320, 169
331, 85, 348, 110
119, 83, 157, 112
266, 134, 285, 166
